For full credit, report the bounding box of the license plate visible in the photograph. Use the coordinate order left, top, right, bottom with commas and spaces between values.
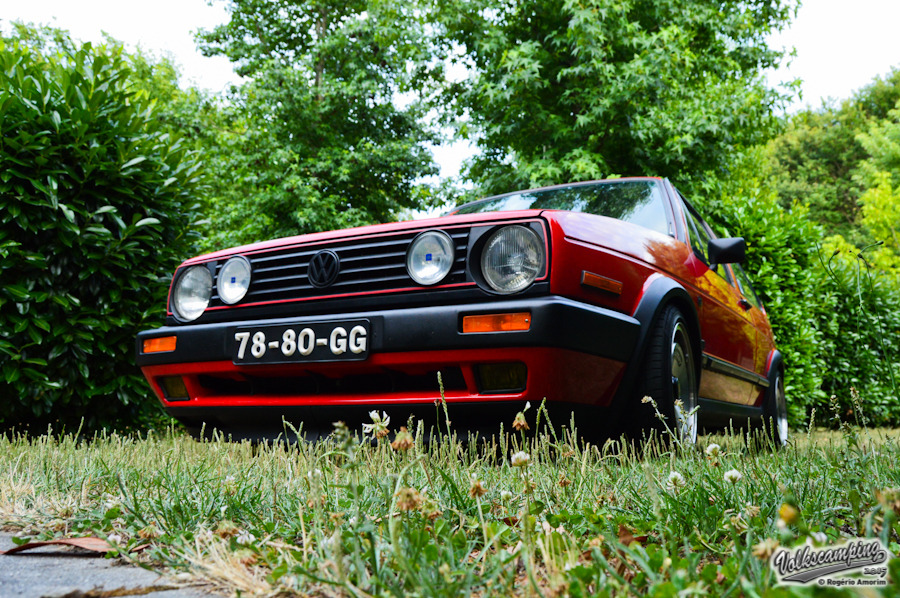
232, 320, 370, 364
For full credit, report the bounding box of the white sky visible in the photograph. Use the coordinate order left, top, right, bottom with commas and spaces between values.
3, 0, 900, 176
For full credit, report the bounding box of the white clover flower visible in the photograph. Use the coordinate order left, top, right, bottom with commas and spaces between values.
724, 469, 743, 485
510, 451, 530, 467
236, 529, 256, 545
362, 411, 390, 438
500, 490, 513, 501
106, 533, 123, 544
810, 531, 827, 544
705, 443, 721, 458
101, 493, 123, 512
665, 471, 686, 491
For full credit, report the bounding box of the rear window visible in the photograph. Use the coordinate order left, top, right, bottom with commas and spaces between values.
452, 180, 670, 235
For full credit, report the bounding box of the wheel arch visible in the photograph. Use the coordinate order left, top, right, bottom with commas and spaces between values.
610, 274, 703, 409
765, 349, 784, 381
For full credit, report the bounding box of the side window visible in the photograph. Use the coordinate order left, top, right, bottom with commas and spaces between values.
731, 263, 763, 309
682, 204, 710, 263
678, 191, 734, 282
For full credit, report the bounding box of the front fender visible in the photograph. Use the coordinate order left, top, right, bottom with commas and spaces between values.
609, 274, 702, 412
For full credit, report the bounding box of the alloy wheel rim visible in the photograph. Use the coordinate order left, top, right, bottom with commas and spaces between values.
775, 374, 788, 445
671, 322, 697, 443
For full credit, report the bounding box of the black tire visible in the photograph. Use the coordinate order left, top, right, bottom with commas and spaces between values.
761, 365, 788, 448
632, 305, 699, 443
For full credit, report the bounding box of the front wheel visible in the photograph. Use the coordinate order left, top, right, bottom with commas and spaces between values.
633, 305, 699, 444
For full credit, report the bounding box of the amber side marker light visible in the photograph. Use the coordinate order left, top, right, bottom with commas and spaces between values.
462, 312, 531, 333
581, 271, 623, 295
143, 336, 177, 353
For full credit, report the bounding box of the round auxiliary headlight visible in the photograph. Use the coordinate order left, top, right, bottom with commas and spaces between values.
406, 230, 455, 285
172, 265, 212, 321
218, 256, 252, 305
481, 225, 545, 294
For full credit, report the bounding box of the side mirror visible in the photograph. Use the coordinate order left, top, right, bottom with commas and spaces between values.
708, 237, 746, 267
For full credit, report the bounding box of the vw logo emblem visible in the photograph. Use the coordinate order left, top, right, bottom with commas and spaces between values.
308, 250, 340, 288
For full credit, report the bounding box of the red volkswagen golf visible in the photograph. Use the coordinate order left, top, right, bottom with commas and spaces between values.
136, 178, 787, 444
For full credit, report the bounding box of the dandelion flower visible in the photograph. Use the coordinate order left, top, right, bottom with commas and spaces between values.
724, 469, 743, 485
778, 503, 800, 526
665, 471, 686, 491
510, 451, 530, 467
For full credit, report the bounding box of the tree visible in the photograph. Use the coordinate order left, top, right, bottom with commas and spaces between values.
0, 26, 203, 431
766, 67, 900, 243
195, 0, 441, 249
432, 0, 798, 196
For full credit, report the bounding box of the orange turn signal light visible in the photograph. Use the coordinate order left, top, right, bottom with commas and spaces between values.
462, 312, 531, 333
143, 336, 177, 354
581, 271, 623, 295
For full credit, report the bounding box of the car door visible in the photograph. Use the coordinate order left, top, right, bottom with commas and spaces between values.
728, 262, 776, 406
679, 199, 759, 405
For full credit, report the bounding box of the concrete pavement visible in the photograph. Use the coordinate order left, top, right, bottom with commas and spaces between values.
0, 532, 217, 598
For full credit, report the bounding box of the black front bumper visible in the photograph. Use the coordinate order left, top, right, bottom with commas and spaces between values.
136, 296, 640, 366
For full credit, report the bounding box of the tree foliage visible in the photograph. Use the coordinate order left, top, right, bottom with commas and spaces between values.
194, 0, 440, 250
0, 27, 203, 431
433, 0, 798, 196
767, 68, 900, 243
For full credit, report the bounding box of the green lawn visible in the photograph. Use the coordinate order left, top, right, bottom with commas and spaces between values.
1, 406, 898, 596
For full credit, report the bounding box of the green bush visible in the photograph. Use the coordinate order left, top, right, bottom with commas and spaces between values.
692, 153, 900, 427
692, 171, 833, 424
0, 36, 202, 431
817, 252, 900, 425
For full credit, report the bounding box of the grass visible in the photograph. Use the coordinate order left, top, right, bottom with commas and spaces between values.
1, 403, 899, 597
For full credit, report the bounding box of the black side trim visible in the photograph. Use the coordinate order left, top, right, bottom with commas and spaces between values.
702, 354, 769, 388
698, 397, 763, 430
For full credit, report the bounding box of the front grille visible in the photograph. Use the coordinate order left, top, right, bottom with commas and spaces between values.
207, 227, 470, 308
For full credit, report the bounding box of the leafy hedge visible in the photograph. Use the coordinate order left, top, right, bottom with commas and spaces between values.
0, 38, 202, 431
693, 155, 900, 426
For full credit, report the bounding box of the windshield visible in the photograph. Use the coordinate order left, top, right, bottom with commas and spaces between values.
453, 179, 670, 235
